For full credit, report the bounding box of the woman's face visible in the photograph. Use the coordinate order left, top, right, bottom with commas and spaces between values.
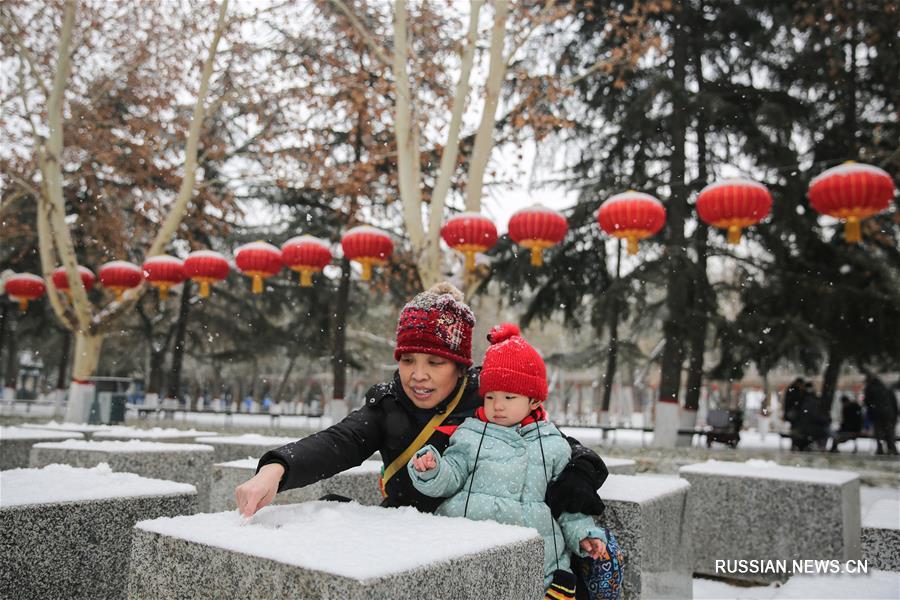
398, 353, 461, 409
483, 391, 539, 426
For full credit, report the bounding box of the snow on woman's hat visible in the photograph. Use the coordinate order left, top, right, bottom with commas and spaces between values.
394, 282, 475, 366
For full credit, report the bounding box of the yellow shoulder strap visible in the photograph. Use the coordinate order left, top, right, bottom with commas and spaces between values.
381, 376, 468, 490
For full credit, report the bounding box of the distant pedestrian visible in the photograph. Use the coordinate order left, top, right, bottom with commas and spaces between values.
863, 373, 898, 455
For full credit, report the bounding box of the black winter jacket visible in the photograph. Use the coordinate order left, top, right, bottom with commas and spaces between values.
258, 368, 608, 516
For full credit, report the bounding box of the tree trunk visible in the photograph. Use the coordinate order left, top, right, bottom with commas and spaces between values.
821, 342, 843, 413
55, 328, 71, 390
331, 257, 351, 415
0, 303, 8, 379
165, 282, 191, 401
601, 240, 622, 422
64, 331, 104, 422
275, 352, 298, 403
3, 318, 18, 391
654, 5, 690, 447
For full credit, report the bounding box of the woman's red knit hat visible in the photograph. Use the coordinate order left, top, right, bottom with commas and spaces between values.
478, 323, 548, 401
394, 282, 475, 366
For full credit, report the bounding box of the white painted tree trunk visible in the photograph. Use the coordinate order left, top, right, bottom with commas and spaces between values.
64, 332, 104, 422
652, 400, 680, 448
676, 407, 698, 447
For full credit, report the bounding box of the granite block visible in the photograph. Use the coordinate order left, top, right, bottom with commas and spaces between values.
194, 435, 298, 463
597, 474, 693, 600
862, 527, 900, 571
209, 460, 383, 512
30, 441, 215, 511
604, 457, 637, 475
128, 502, 545, 599
0, 467, 196, 600
0, 426, 84, 469
680, 460, 861, 583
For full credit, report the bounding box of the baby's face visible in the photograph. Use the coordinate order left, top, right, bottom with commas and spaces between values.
483, 391, 537, 426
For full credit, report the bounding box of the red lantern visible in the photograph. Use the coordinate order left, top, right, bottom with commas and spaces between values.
440, 212, 498, 272
508, 206, 568, 266
808, 161, 895, 243
696, 178, 772, 244
51, 265, 95, 295
341, 226, 393, 281
597, 191, 666, 255
281, 236, 332, 287
183, 250, 230, 298
142, 255, 185, 301
235, 242, 282, 294
98, 261, 142, 300
5, 273, 45, 311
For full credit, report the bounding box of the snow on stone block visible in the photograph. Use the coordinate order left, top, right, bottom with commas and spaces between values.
93, 426, 219, 443
209, 459, 384, 512
597, 474, 693, 599
679, 459, 861, 583
0, 464, 196, 600
194, 433, 298, 463
29, 439, 215, 512
603, 457, 637, 475
21, 421, 117, 439
0, 426, 84, 470
128, 502, 545, 599
862, 497, 900, 572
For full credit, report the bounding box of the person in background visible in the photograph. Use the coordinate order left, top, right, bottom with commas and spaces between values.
829, 395, 863, 452
864, 373, 898, 455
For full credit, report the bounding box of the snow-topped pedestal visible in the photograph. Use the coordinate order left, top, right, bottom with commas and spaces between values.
128, 502, 544, 599
0, 426, 84, 470
679, 460, 861, 583
861, 496, 900, 571
597, 474, 693, 599
194, 434, 298, 463
0, 464, 196, 600
21, 421, 118, 440
29, 439, 215, 511
209, 459, 384, 512
604, 457, 637, 475
93, 426, 219, 444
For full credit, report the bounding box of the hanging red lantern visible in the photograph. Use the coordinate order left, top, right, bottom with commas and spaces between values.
508, 206, 568, 266
281, 235, 332, 287
235, 241, 282, 294
51, 265, 95, 295
440, 212, 498, 272
142, 256, 185, 301
183, 250, 230, 298
98, 261, 142, 300
5, 273, 46, 311
808, 161, 895, 243
696, 178, 772, 244
597, 191, 666, 255
341, 226, 393, 281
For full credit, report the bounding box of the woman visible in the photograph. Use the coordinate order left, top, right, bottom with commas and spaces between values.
235, 283, 610, 565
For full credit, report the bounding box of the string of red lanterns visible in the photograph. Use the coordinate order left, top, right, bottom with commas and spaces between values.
440, 212, 498, 272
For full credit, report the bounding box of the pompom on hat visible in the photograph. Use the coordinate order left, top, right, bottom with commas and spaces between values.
478, 323, 548, 402
394, 282, 475, 366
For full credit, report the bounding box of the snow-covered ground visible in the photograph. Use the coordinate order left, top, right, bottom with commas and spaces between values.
693, 570, 900, 599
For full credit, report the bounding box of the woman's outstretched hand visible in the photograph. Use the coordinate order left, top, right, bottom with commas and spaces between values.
411, 450, 437, 472
580, 537, 610, 560
235, 463, 285, 517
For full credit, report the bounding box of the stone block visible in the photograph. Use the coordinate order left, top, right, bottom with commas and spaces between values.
92, 426, 218, 443
0, 426, 83, 470
30, 439, 215, 511
604, 457, 637, 475
209, 459, 383, 512
680, 459, 861, 583
0, 464, 196, 600
861, 496, 900, 572
194, 434, 298, 463
128, 502, 544, 599
597, 474, 693, 599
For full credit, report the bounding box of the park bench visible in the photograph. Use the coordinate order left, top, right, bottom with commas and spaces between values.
1, 464, 196, 600
702, 409, 742, 448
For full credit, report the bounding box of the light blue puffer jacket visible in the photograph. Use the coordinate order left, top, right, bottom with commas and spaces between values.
407, 417, 604, 586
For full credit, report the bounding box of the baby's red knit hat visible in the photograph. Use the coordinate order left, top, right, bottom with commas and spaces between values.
394, 282, 475, 366
478, 323, 548, 401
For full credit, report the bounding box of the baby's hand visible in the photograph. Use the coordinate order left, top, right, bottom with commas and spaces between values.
412, 451, 437, 472
580, 537, 610, 560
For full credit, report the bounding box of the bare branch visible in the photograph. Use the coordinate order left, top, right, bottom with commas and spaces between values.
0, 9, 50, 98
327, 0, 395, 69
464, 0, 510, 212
505, 0, 557, 70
